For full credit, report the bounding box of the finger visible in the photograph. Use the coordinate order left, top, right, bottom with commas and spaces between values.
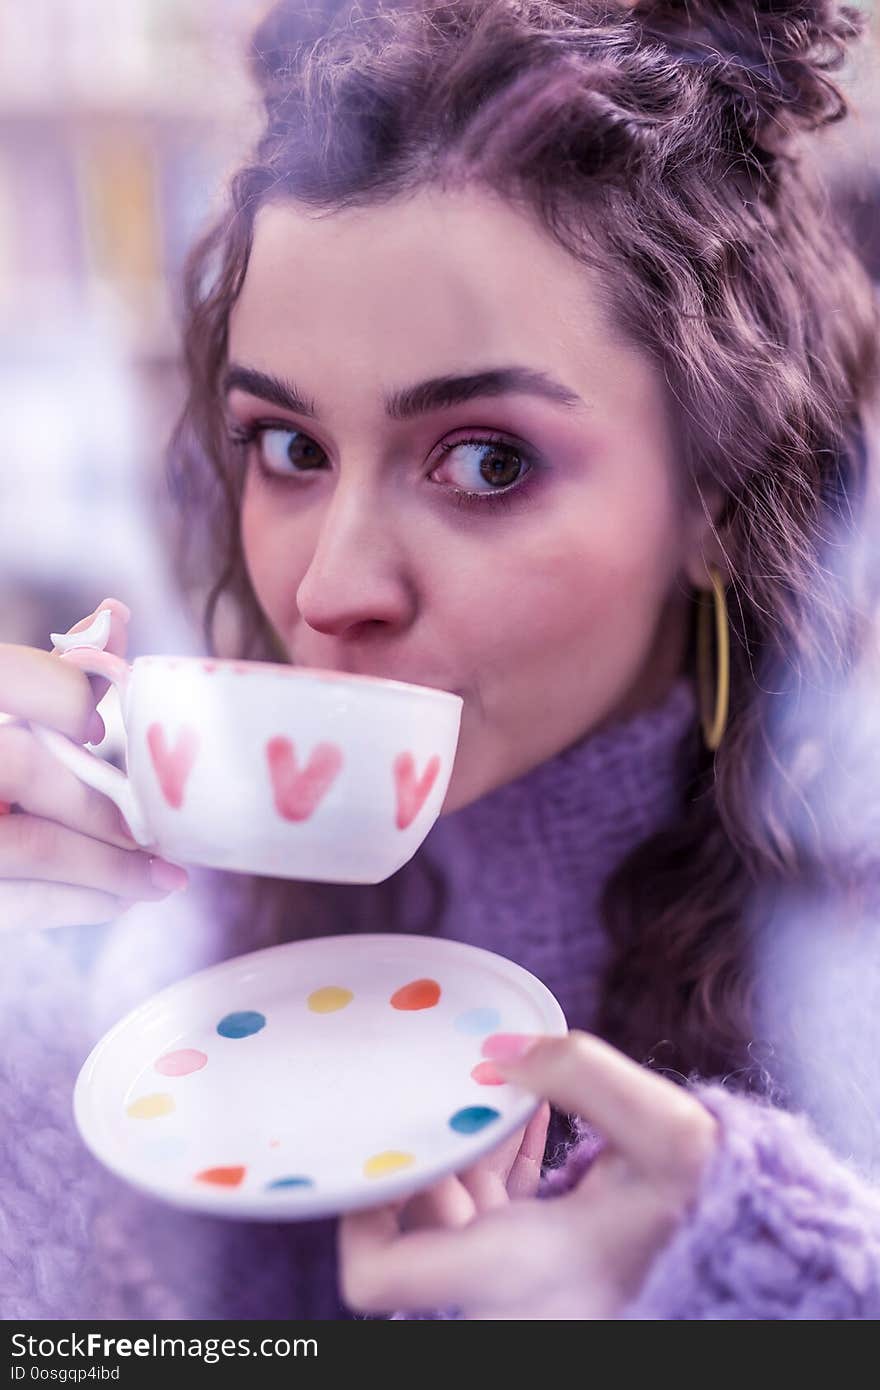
0, 596, 129, 744
487, 1031, 714, 1177
339, 1205, 493, 1312
49, 597, 131, 722
0, 642, 101, 745
339, 1199, 563, 1314
0, 879, 141, 932
506, 1100, 551, 1199
0, 814, 187, 903
452, 1103, 551, 1214
0, 721, 139, 851
456, 1120, 531, 1213
397, 1174, 476, 1232
49, 592, 130, 650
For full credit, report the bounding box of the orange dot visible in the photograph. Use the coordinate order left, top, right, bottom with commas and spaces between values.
195, 1165, 246, 1187
471, 1061, 506, 1086
390, 977, 441, 1011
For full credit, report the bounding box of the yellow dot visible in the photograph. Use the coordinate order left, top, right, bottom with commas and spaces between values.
307, 985, 354, 1013
363, 1150, 416, 1179
126, 1092, 175, 1119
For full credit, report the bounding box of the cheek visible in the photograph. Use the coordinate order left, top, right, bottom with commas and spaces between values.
239, 462, 682, 686
449, 485, 681, 671
240, 495, 270, 603
240, 486, 304, 614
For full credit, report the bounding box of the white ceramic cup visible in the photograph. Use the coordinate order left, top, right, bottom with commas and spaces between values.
28, 650, 463, 884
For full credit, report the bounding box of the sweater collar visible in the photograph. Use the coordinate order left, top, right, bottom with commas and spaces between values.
409, 674, 701, 1030
425, 673, 699, 870
72, 674, 701, 1055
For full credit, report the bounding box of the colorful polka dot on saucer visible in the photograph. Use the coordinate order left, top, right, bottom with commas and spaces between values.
74, 934, 567, 1220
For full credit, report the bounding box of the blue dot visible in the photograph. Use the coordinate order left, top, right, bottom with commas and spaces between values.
449, 1105, 501, 1135
216, 1010, 266, 1039
454, 1007, 502, 1036
266, 1176, 314, 1190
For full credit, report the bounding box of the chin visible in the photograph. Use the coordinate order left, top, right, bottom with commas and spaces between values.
438, 767, 469, 817
438, 755, 496, 817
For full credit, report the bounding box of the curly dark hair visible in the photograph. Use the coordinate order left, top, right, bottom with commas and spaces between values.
166, 0, 880, 1085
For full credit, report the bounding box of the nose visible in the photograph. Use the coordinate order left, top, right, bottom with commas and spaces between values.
294, 476, 414, 637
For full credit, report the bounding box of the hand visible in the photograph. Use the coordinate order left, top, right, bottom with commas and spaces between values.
394, 1098, 552, 1233
338, 1029, 719, 1320
0, 597, 189, 930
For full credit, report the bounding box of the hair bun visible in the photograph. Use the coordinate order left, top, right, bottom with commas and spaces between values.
630, 0, 866, 155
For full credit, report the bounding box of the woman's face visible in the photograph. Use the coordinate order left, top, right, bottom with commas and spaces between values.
228, 186, 718, 813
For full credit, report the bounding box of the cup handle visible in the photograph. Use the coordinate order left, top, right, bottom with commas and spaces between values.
27, 647, 155, 847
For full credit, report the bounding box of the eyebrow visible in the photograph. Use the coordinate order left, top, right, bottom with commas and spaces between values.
223, 363, 588, 421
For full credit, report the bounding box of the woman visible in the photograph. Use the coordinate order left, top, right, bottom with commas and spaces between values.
2, 0, 880, 1319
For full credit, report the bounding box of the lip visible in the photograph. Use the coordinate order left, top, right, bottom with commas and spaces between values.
292, 664, 463, 698
293, 662, 462, 696
372, 678, 461, 695
382, 679, 464, 698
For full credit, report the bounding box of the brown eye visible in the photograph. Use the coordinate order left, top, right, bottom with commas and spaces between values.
432, 434, 532, 496
259, 428, 327, 475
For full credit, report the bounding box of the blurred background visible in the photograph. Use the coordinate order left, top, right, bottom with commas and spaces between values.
0, 0, 878, 761
0, 0, 267, 755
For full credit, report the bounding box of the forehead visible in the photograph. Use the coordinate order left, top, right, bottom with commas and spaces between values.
228, 186, 622, 381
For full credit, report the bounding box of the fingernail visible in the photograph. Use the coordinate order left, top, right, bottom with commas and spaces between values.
87, 711, 106, 744
481, 1033, 540, 1062
101, 598, 131, 623
149, 857, 189, 892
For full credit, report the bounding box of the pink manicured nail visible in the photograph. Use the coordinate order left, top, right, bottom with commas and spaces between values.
481, 1033, 540, 1062
149, 857, 189, 892
100, 597, 131, 623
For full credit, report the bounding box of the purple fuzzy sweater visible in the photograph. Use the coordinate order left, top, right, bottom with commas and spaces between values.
3, 676, 880, 1320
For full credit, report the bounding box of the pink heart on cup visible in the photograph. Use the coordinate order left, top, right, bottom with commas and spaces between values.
393, 752, 441, 830
266, 738, 344, 822
146, 723, 200, 809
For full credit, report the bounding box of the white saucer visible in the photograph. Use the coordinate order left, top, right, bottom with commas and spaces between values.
74, 933, 567, 1220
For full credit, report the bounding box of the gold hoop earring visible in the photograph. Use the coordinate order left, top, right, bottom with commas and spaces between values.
696, 564, 730, 751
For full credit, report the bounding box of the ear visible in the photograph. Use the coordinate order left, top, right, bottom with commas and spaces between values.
680, 480, 732, 591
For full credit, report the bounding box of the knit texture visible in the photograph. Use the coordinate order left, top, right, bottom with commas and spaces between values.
0, 678, 693, 1318
394, 1074, 880, 1321
4, 674, 880, 1319
621, 1083, 880, 1319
